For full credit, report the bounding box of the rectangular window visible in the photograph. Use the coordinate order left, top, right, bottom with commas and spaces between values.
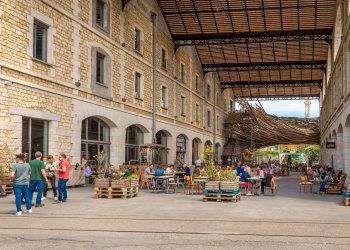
216, 115, 219, 131
181, 96, 186, 116
195, 75, 199, 91
33, 20, 48, 62
196, 104, 200, 122
161, 86, 167, 108
207, 110, 211, 127
161, 48, 167, 69
96, 0, 105, 28
96, 52, 105, 84
207, 84, 210, 99
22, 117, 49, 161
180, 63, 185, 81
135, 72, 142, 98
230, 100, 234, 112
135, 28, 141, 52
216, 92, 219, 105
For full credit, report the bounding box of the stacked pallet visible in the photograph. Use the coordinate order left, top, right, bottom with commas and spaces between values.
94, 178, 139, 199
0, 177, 13, 195
203, 192, 241, 203
95, 186, 138, 199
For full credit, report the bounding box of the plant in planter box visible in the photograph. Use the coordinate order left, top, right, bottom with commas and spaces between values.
93, 151, 110, 188
202, 150, 220, 191
220, 170, 238, 192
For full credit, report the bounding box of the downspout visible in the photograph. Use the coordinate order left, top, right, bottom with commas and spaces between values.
213, 73, 217, 162
151, 12, 157, 143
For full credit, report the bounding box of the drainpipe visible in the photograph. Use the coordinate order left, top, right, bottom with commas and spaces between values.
151, 12, 157, 143
213, 73, 217, 162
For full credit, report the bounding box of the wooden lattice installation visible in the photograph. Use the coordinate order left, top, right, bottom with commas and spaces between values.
224, 101, 319, 148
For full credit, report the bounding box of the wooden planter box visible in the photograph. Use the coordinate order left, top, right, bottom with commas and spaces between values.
205, 181, 220, 191
221, 181, 239, 192
0, 176, 12, 185
94, 178, 110, 188
110, 179, 130, 188
130, 179, 139, 187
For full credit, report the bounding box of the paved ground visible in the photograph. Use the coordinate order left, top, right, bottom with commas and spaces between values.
0, 173, 349, 249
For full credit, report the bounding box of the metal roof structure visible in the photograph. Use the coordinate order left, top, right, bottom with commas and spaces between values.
154, 0, 337, 100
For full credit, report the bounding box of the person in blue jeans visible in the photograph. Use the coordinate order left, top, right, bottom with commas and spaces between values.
28, 151, 49, 207
10, 153, 32, 216
53, 153, 70, 203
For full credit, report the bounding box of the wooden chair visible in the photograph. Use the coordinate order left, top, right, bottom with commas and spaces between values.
140, 172, 153, 190
326, 174, 347, 194
299, 175, 313, 193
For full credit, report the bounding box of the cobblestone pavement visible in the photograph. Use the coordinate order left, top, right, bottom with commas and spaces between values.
0, 173, 349, 249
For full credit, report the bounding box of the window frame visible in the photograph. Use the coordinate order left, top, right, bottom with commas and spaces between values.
134, 27, 142, 53
180, 63, 185, 82
96, 52, 105, 85
195, 103, 200, 122
207, 110, 211, 128
161, 47, 167, 70
92, 0, 110, 34
33, 19, 48, 62
181, 96, 186, 116
161, 85, 168, 109
134, 71, 142, 99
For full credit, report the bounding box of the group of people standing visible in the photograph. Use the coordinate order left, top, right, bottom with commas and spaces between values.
10, 152, 70, 216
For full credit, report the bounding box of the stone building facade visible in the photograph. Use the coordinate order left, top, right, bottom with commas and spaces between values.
320, 0, 350, 180
0, 0, 234, 168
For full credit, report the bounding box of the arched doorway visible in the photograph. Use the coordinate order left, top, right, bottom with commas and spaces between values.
337, 124, 344, 171
176, 134, 187, 163
125, 125, 144, 164
156, 130, 168, 165
81, 117, 110, 166
192, 138, 202, 164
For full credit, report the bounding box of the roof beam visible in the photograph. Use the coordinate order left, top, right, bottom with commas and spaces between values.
203, 60, 326, 72
173, 29, 332, 47
237, 95, 320, 101
221, 80, 322, 89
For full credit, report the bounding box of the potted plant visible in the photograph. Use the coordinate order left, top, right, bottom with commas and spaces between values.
203, 151, 220, 191
110, 166, 130, 188
93, 151, 110, 188
220, 170, 238, 192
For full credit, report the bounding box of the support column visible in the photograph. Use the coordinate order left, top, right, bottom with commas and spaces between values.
344, 127, 350, 178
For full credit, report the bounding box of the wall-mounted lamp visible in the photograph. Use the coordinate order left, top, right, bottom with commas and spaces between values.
75, 81, 81, 87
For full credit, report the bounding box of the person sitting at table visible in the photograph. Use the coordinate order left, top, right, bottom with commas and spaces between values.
165, 165, 174, 174
194, 165, 205, 177
261, 172, 275, 195
155, 165, 165, 176
144, 164, 155, 180
183, 164, 191, 177
239, 165, 253, 194
236, 161, 243, 176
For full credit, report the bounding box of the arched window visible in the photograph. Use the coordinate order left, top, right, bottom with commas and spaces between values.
156, 130, 168, 165
125, 125, 144, 163
176, 134, 187, 163
192, 138, 201, 165
81, 117, 110, 167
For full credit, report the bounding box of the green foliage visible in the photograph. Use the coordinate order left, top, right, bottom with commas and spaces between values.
201, 151, 218, 181
304, 145, 320, 162
220, 170, 237, 182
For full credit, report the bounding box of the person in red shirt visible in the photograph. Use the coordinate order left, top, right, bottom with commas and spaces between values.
53, 153, 70, 203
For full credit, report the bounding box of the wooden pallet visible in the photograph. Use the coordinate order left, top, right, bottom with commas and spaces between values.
1, 184, 13, 194
343, 197, 350, 206
94, 186, 138, 199
203, 193, 241, 202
